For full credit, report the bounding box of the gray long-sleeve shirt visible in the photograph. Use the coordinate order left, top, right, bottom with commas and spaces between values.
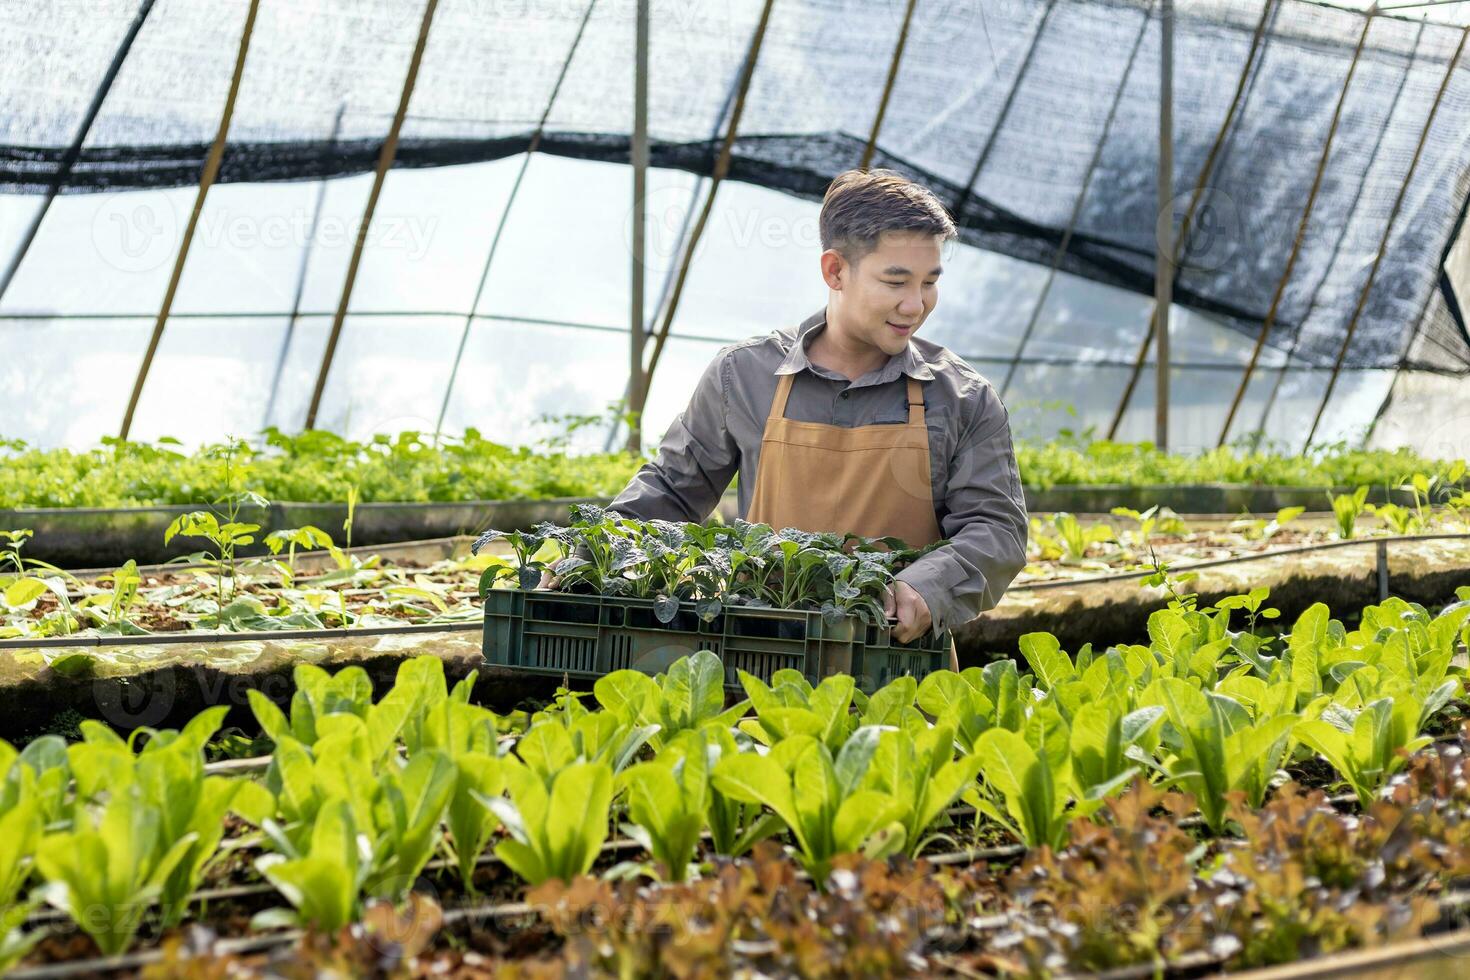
610, 307, 1029, 633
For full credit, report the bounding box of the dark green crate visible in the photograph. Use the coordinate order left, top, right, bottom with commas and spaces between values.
481, 590, 951, 692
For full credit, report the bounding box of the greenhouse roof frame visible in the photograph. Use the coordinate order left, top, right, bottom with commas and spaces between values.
1, 0, 1468, 453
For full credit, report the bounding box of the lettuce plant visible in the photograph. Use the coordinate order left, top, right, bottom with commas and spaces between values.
862, 724, 983, 856
712, 728, 906, 881
481, 759, 614, 886
1149, 677, 1299, 833
256, 797, 369, 932
1329, 485, 1370, 539
35, 789, 198, 955
363, 750, 457, 900
1, 735, 71, 825
1293, 684, 1455, 808
662, 728, 782, 859
619, 748, 713, 882
249, 663, 374, 747
1066, 696, 1164, 796
446, 751, 504, 891
738, 670, 860, 754
967, 708, 1073, 850
916, 661, 1029, 750
0, 796, 40, 908
515, 713, 657, 782
75, 709, 275, 926
595, 650, 746, 750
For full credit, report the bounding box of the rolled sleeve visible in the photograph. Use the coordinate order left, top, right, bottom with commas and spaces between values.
896, 381, 1028, 634
609, 349, 739, 523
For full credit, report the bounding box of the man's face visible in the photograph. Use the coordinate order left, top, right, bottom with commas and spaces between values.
834, 229, 944, 357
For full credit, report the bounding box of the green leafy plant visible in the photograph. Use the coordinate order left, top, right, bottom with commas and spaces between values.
738, 670, 861, 755
256, 797, 369, 932
966, 708, 1075, 850
595, 650, 747, 750
482, 758, 614, 886
68, 708, 275, 926
861, 723, 983, 855
1329, 485, 1370, 540
663, 727, 783, 859
76, 559, 147, 634
1367, 501, 1420, 536
1228, 505, 1304, 542
263, 524, 335, 586
164, 510, 261, 620
712, 728, 906, 880
619, 748, 713, 881
445, 751, 504, 891
1293, 684, 1455, 807
916, 661, 1029, 749
35, 788, 199, 955
1111, 504, 1189, 547
500, 509, 941, 628
362, 750, 457, 899
1147, 676, 1299, 833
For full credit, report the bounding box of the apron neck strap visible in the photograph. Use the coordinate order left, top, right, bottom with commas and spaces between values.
769, 372, 796, 421
906, 376, 925, 425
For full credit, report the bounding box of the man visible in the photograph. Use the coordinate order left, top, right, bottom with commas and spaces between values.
606, 169, 1028, 659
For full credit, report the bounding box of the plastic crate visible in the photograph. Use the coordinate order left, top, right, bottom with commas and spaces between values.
481, 589, 951, 692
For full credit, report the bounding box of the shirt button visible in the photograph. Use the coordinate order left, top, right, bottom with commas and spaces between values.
840, 390, 850, 399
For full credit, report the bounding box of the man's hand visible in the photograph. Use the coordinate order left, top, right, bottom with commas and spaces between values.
883, 581, 932, 644
536, 569, 560, 590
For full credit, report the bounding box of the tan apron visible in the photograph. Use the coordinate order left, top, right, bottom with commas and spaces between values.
746, 372, 943, 547
745, 371, 955, 668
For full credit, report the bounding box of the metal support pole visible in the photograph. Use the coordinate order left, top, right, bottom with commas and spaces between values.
1215, 13, 1373, 446
305, 0, 440, 431
263, 103, 344, 433
434, 0, 600, 443
1000, 5, 1150, 399
118, 0, 259, 441
1107, 0, 1277, 440
0, 0, 157, 307
1305, 25, 1468, 448
1154, 0, 1175, 450
627, 0, 649, 452
861, 0, 919, 171
603, 9, 764, 453
1376, 538, 1390, 601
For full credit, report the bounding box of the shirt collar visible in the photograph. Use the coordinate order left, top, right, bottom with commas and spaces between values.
775, 308, 935, 382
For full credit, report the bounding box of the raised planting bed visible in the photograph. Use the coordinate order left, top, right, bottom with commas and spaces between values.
0, 496, 626, 568
9, 471, 1463, 569
2, 509, 1468, 723
967, 533, 1470, 659
4, 584, 1470, 976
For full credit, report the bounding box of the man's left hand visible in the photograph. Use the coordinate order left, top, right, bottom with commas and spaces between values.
883, 581, 932, 643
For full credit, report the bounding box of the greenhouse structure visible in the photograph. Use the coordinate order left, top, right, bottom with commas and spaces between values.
3, 0, 1470, 976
